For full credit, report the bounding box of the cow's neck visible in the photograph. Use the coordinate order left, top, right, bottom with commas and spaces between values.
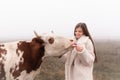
11, 41, 45, 79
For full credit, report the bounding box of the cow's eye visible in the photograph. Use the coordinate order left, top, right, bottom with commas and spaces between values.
48, 37, 54, 44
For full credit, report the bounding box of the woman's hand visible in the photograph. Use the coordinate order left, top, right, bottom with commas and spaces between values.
75, 44, 84, 52
70, 39, 84, 52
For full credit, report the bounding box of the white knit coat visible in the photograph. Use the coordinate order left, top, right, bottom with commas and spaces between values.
65, 35, 95, 80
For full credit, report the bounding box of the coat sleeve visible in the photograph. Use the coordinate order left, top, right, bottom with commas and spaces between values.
74, 39, 95, 66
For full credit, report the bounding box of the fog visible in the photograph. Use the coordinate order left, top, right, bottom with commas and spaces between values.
0, 0, 120, 42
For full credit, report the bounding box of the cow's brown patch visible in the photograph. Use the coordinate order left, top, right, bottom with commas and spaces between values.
0, 44, 7, 57
0, 63, 6, 80
0, 44, 6, 80
10, 37, 45, 79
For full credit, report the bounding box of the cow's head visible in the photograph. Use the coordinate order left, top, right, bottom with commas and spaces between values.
34, 31, 73, 57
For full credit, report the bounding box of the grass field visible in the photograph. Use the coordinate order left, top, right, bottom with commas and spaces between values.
35, 40, 120, 80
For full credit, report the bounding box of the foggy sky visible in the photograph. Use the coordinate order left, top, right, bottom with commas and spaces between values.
0, 0, 120, 42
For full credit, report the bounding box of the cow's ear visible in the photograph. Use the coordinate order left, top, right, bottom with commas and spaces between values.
48, 37, 54, 44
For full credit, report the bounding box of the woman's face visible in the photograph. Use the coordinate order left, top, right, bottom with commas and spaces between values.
74, 27, 84, 39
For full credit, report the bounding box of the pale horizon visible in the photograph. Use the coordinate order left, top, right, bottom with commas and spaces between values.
0, 0, 120, 42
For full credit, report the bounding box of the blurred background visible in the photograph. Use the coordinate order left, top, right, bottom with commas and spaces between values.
0, 0, 120, 80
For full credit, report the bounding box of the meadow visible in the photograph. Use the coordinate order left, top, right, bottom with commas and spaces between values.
35, 40, 120, 80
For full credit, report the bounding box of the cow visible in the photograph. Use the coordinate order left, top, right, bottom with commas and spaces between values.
0, 32, 73, 80
0, 37, 45, 80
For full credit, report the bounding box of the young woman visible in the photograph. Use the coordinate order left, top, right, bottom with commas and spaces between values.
65, 22, 97, 80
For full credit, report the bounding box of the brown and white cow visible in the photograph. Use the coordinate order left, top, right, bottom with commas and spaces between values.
0, 32, 73, 80
0, 37, 45, 80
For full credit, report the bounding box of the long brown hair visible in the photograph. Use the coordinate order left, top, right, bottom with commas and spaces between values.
74, 22, 97, 63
